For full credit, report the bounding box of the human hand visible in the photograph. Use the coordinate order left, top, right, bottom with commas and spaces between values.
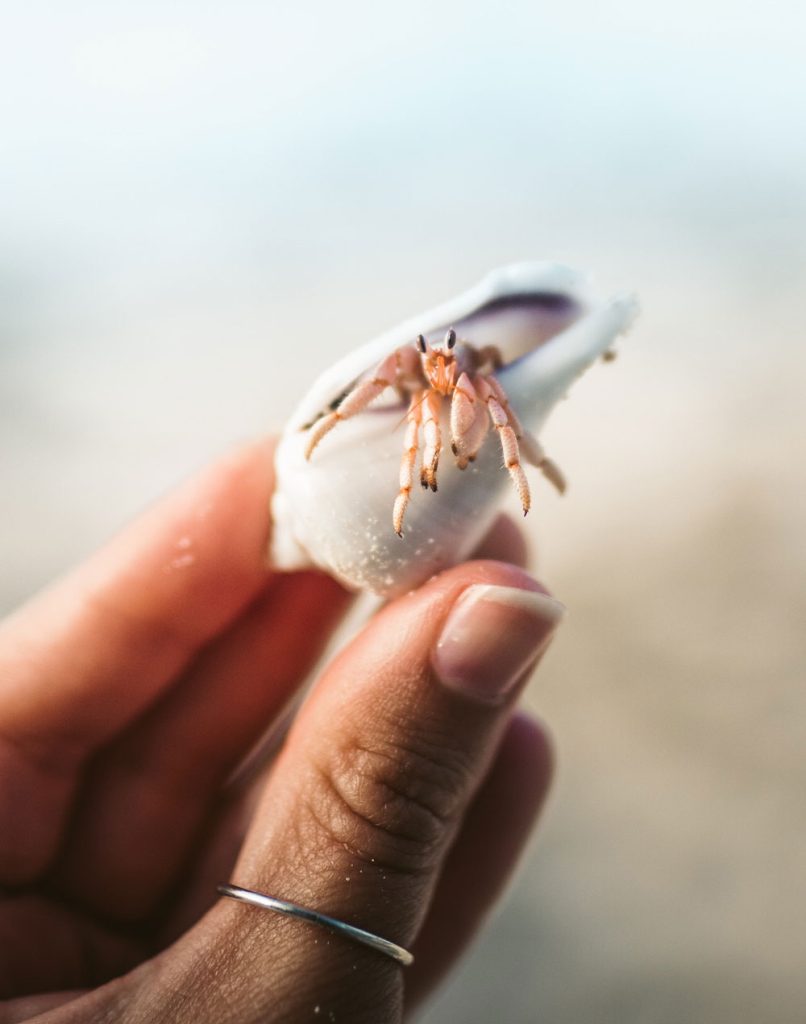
0, 439, 560, 1023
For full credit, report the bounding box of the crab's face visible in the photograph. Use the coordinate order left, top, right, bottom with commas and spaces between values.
418, 329, 458, 395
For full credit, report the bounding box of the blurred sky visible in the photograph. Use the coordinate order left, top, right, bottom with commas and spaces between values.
3, 1, 805, 279
1, 3, 805, 1021
2, 0, 804, 592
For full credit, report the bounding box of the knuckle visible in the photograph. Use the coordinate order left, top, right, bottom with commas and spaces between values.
305, 728, 471, 877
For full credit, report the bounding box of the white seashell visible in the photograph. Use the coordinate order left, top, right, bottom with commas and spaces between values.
270, 262, 638, 596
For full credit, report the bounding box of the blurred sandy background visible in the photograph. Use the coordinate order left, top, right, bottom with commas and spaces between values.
1, 2, 804, 1021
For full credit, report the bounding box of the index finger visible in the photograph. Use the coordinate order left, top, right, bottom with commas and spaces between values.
0, 438, 277, 757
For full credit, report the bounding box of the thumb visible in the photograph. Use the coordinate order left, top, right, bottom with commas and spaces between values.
151, 561, 562, 1023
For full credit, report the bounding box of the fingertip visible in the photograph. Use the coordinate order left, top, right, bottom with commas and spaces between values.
419, 557, 554, 611
498, 711, 556, 817
471, 513, 531, 568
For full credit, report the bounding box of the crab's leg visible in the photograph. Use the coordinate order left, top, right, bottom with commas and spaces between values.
393, 392, 423, 537
460, 401, 491, 467
475, 375, 531, 515
475, 344, 504, 371
305, 349, 402, 460
449, 372, 477, 464
450, 372, 489, 469
520, 434, 567, 494
487, 375, 566, 494
420, 389, 442, 492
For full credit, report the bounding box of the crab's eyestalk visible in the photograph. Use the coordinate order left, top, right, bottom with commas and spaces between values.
417, 334, 428, 354
445, 327, 457, 350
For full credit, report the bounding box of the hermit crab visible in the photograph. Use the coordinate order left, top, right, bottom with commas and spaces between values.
303, 327, 567, 536
271, 262, 638, 596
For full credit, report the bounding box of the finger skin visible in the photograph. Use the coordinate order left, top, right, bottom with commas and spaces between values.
0, 439, 277, 749
0, 448, 542, 1019
66, 513, 525, 927
56, 571, 351, 920
244, 561, 555, 924
471, 513, 530, 568
405, 711, 553, 1011
117, 560, 560, 1024
0, 895, 139, 1000
0, 439, 277, 882
0, 990, 86, 1024
41, 493, 515, 918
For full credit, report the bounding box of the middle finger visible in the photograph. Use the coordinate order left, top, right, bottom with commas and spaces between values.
55, 570, 351, 921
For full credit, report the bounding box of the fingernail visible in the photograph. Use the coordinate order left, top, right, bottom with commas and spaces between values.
432, 584, 565, 704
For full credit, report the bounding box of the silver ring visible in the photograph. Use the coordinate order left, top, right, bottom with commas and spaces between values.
217, 883, 414, 967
